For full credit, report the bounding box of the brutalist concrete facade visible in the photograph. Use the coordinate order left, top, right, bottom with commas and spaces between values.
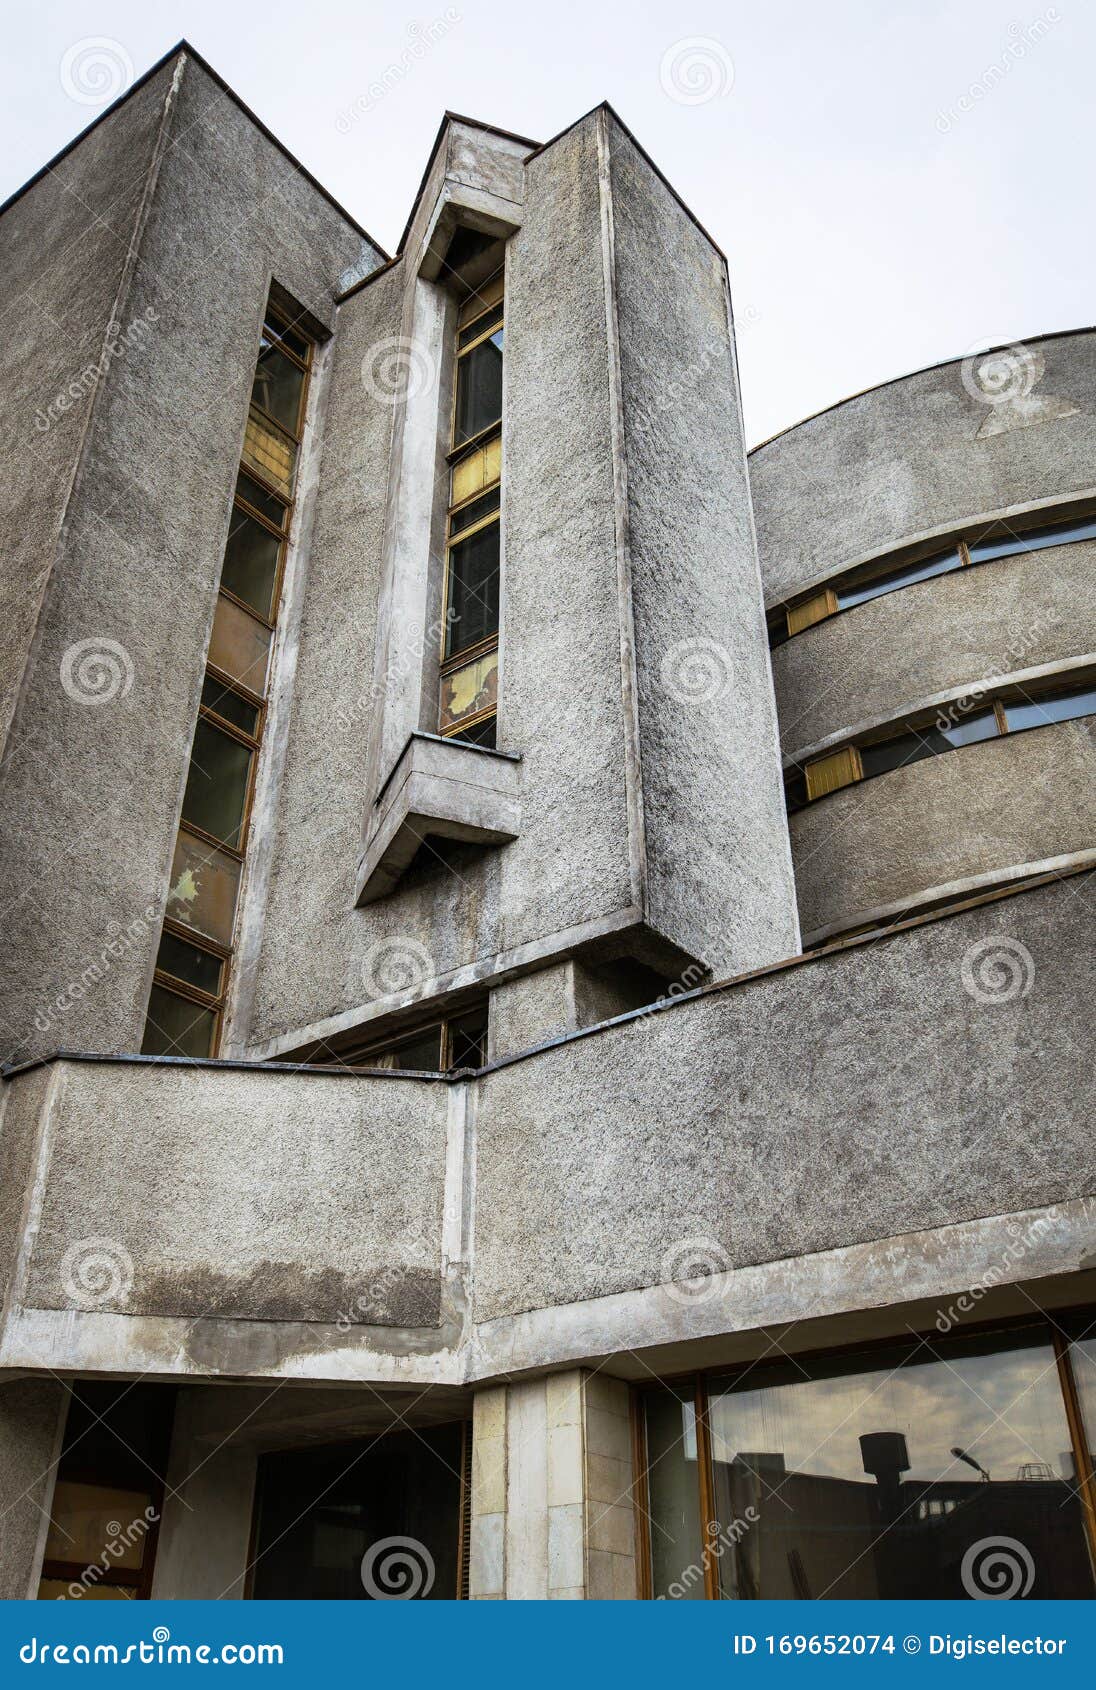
0, 45, 1093, 1602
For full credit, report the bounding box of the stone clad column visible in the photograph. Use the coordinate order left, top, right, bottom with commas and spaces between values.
469, 1369, 637, 1599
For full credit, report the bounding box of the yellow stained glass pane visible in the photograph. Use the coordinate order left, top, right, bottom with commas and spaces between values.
166, 828, 241, 950
44, 1483, 153, 1572
451, 435, 501, 506
208, 593, 272, 696
439, 649, 498, 735
241, 405, 295, 495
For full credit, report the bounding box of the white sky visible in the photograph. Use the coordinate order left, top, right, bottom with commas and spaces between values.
3, 0, 1090, 444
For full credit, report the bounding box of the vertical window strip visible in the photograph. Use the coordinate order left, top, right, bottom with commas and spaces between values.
142, 301, 313, 1059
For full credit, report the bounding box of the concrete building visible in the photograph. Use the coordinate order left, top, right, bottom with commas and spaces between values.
0, 43, 1093, 1601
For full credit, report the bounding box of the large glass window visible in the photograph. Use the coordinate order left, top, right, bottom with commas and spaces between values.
142, 300, 311, 1059
440, 266, 504, 749
250, 1423, 468, 1599
641, 1325, 1096, 1600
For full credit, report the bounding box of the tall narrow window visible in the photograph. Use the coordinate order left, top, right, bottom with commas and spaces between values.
439, 271, 503, 748
142, 300, 313, 1058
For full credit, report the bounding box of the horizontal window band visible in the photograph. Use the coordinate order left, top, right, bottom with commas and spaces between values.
440, 633, 499, 676
162, 915, 231, 962
151, 968, 225, 1012
772, 505, 1096, 645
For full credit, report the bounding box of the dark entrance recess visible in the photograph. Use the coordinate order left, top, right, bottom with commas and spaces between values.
250, 1421, 469, 1599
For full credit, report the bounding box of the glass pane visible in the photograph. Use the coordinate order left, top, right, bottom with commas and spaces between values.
707, 1331, 1093, 1600
383, 1027, 444, 1071
252, 339, 305, 434
221, 504, 282, 618
201, 676, 260, 738
44, 1483, 152, 1572
454, 331, 503, 444
444, 523, 500, 656
155, 930, 223, 998
39, 1579, 137, 1599
235, 471, 287, 530
836, 549, 961, 610
439, 650, 498, 737
166, 828, 242, 949
142, 984, 216, 1058
242, 406, 296, 495
208, 593, 272, 696
1004, 686, 1096, 733
458, 301, 503, 350
451, 714, 497, 749
447, 1008, 487, 1070
264, 313, 310, 361
251, 1424, 462, 1599
969, 515, 1096, 563
859, 711, 997, 781
644, 1387, 704, 1599
450, 487, 500, 539
181, 718, 252, 849
1070, 1338, 1096, 1463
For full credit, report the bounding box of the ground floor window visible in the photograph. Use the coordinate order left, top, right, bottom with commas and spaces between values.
249, 1421, 470, 1599
637, 1319, 1096, 1599
38, 1383, 175, 1600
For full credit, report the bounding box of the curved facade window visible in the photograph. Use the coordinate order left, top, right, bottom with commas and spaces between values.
773, 510, 1096, 645
785, 677, 1096, 811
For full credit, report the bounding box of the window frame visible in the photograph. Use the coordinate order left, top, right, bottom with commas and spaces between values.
632, 1306, 1096, 1601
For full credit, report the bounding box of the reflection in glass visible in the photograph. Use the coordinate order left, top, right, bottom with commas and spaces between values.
251, 1425, 462, 1599
208, 593, 272, 696
703, 1332, 1093, 1600
181, 719, 252, 848
221, 505, 281, 618
201, 676, 259, 738
969, 515, 1096, 563
1004, 686, 1096, 734
859, 711, 998, 781
235, 471, 286, 529
252, 340, 305, 433
439, 649, 498, 737
644, 1387, 704, 1599
837, 548, 962, 610
445, 523, 500, 656
166, 829, 242, 949
141, 985, 216, 1057
155, 930, 223, 997
454, 330, 503, 445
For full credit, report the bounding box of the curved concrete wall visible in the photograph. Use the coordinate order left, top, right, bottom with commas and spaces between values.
790, 720, 1096, 939
750, 329, 1096, 606
774, 542, 1096, 759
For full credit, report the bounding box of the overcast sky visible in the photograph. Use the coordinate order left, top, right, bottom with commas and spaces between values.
3, 0, 1089, 444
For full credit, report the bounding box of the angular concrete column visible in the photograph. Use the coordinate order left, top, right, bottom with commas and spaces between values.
0, 1377, 67, 1598
488, 957, 672, 1059
469, 1370, 637, 1599
150, 1388, 256, 1599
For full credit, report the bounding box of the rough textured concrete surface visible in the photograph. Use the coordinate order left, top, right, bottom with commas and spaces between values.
472, 875, 1094, 1322
750, 329, 1096, 604
791, 718, 1096, 936
11, 1060, 448, 1328
0, 49, 379, 1067
607, 114, 798, 976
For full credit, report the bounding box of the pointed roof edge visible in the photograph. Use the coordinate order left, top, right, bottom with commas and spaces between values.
0, 39, 389, 258
336, 100, 725, 307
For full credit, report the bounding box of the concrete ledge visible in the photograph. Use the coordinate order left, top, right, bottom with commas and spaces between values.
355, 732, 522, 904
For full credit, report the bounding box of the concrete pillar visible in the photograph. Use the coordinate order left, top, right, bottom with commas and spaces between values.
0, 1377, 67, 1598
469, 1369, 637, 1599
150, 1388, 256, 1599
